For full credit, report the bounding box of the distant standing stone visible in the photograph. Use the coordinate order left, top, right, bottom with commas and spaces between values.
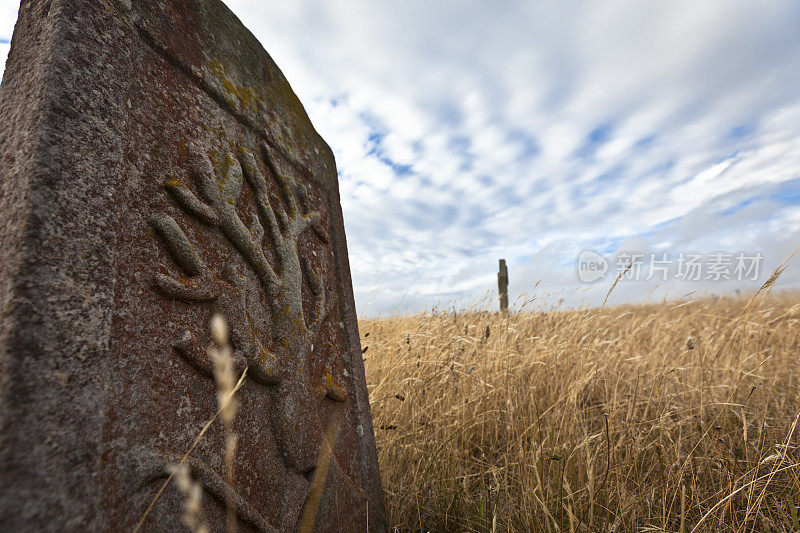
498, 259, 509, 313
0, 0, 385, 531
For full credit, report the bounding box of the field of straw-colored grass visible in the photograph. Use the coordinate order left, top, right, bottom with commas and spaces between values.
361, 293, 800, 532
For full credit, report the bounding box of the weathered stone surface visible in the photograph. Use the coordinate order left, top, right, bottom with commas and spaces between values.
0, 1, 385, 530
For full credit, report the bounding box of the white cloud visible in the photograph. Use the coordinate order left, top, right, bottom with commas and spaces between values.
0, 42, 9, 77
2, 0, 800, 315
0, 1, 16, 81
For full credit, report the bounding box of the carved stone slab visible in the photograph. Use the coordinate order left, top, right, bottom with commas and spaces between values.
0, 0, 385, 530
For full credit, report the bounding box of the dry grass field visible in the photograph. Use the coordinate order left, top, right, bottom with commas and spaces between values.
361, 292, 800, 532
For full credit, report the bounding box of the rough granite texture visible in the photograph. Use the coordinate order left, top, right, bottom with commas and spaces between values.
0, 0, 386, 531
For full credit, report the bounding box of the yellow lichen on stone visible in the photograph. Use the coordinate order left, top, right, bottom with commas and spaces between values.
164, 177, 185, 188
259, 347, 273, 365
324, 369, 335, 389
207, 58, 260, 115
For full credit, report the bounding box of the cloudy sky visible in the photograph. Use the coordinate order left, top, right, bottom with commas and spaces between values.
2, 1, 800, 315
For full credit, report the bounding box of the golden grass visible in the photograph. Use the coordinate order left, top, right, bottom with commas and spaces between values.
362, 293, 800, 532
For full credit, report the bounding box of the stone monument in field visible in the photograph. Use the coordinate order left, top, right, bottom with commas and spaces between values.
0, 0, 385, 530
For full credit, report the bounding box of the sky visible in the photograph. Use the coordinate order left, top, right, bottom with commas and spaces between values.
2, 1, 800, 316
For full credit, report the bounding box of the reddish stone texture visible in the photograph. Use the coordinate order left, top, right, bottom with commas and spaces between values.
0, 1, 385, 531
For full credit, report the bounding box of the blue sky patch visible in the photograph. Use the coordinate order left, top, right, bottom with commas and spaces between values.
3, 2, 799, 314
